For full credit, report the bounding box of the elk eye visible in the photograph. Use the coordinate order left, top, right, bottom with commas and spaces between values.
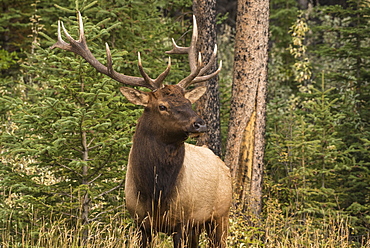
159, 105, 167, 111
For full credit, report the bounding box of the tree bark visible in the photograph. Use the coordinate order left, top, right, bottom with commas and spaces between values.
224, 0, 269, 216
193, 0, 222, 156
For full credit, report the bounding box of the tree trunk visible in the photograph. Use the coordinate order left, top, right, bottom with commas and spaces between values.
81, 130, 90, 243
224, 0, 269, 216
193, 0, 222, 156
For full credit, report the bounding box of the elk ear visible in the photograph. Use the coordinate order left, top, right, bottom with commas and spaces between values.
184, 86, 207, 104
120, 87, 149, 106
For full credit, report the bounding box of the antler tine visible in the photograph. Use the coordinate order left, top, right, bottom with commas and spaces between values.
166, 38, 188, 54
188, 15, 199, 73
50, 12, 170, 90
77, 11, 85, 42
198, 44, 217, 76
193, 60, 222, 84
50, 20, 69, 50
105, 42, 114, 75
193, 45, 222, 84
137, 53, 171, 89
178, 52, 203, 88
137, 52, 155, 88
166, 15, 198, 74
165, 15, 221, 89
154, 57, 171, 88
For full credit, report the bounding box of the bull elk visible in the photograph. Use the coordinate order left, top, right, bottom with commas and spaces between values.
51, 12, 232, 248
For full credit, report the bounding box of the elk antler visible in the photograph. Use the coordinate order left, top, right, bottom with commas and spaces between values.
166, 16, 222, 89
50, 12, 171, 90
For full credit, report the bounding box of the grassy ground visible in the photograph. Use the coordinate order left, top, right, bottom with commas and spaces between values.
2, 199, 369, 248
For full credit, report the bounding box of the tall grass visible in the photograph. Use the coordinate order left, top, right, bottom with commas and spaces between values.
1, 211, 172, 248
1, 199, 369, 247
228, 198, 369, 248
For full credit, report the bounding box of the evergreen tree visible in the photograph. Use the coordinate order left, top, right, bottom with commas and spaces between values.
0, 0, 189, 241
310, 0, 370, 237
265, 3, 370, 239
1, 6, 135, 238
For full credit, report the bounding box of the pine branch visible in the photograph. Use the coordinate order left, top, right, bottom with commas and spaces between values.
86, 173, 101, 185
94, 180, 124, 200
56, 162, 82, 177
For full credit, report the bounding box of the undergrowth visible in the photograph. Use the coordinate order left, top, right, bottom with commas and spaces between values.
2, 199, 369, 247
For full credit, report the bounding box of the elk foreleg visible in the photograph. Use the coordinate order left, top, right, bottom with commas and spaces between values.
188, 226, 200, 248
173, 223, 200, 248
139, 226, 152, 248
138, 216, 154, 248
206, 216, 229, 248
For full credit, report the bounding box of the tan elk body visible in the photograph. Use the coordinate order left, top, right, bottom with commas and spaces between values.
51, 13, 232, 248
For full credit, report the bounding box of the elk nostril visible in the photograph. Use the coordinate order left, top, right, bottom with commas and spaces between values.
193, 120, 207, 132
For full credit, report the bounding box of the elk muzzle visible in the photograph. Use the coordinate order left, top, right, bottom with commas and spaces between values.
189, 118, 207, 134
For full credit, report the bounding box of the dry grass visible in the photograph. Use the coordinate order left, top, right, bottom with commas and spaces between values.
1, 199, 369, 248
1, 212, 171, 248
227, 198, 369, 248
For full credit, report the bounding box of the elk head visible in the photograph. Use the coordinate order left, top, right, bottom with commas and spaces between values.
50, 13, 221, 141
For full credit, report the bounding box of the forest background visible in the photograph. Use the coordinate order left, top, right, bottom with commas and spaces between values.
1, 0, 369, 247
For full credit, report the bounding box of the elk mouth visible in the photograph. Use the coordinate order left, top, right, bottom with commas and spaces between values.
188, 132, 205, 138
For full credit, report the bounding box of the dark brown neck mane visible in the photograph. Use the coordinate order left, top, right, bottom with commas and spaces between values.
129, 111, 185, 210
